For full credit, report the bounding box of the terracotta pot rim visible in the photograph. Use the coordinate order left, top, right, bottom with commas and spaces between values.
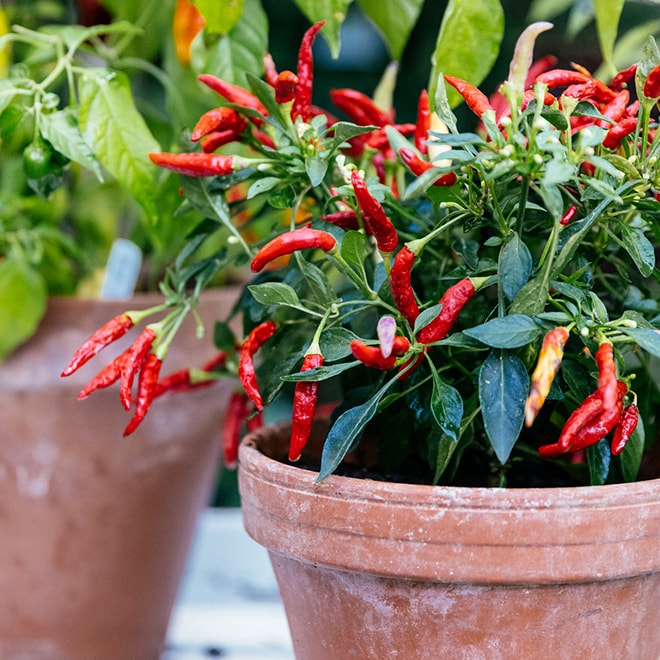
240, 420, 660, 509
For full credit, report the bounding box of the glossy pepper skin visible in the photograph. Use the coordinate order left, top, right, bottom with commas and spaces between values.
351, 171, 398, 254
123, 353, 163, 436
61, 313, 134, 376
350, 336, 410, 370
524, 327, 569, 427
289, 353, 324, 462
120, 326, 157, 411
250, 227, 337, 272
274, 70, 299, 104
198, 73, 268, 118
238, 321, 277, 411
602, 117, 637, 150
559, 205, 577, 226
443, 75, 495, 118
223, 391, 250, 468
148, 152, 236, 177
643, 63, 660, 98
414, 89, 431, 154
398, 148, 457, 186
291, 21, 324, 121
390, 246, 420, 327
76, 347, 132, 400
611, 404, 639, 455
191, 107, 247, 142
416, 278, 476, 345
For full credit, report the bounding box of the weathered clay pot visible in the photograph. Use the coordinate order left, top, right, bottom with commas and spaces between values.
0, 289, 240, 659
239, 420, 660, 660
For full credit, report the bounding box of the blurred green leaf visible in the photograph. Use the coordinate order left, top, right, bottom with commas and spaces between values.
196, 0, 246, 34
291, 0, 353, 58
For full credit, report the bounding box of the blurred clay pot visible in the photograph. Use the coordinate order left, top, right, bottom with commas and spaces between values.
239, 420, 660, 660
0, 288, 240, 659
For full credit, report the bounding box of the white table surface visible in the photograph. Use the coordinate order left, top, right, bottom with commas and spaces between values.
163, 508, 294, 659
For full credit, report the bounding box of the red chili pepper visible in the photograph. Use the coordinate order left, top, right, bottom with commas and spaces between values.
598, 89, 630, 127
173, 0, 205, 66
350, 337, 409, 371
223, 390, 250, 468
595, 341, 617, 411
611, 403, 639, 455
351, 171, 398, 254
61, 313, 134, 376
524, 326, 570, 427
289, 352, 324, 462
250, 226, 337, 272
152, 350, 227, 399
291, 21, 325, 121
416, 278, 476, 345
398, 148, 457, 186
200, 130, 239, 153
275, 70, 299, 104
602, 116, 637, 150
562, 79, 616, 104
198, 73, 268, 117
414, 89, 431, 154
525, 55, 559, 86
120, 326, 157, 411
319, 209, 372, 233
390, 246, 420, 327
253, 130, 276, 149
644, 63, 660, 98
149, 152, 236, 177
559, 205, 577, 226
366, 124, 415, 151
238, 321, 277, 411
123, 353, 163, 436
263, 51, 279, 87
609, 63, 637, 92
191, 107, 247, 142
76, 347, 132, 400
329, 88, 394, 126
534, 69, 591, 88
443, 75, 495, 118
556, 390, 604, 451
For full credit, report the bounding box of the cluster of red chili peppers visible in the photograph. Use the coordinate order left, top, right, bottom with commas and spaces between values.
525, 333, 639, 458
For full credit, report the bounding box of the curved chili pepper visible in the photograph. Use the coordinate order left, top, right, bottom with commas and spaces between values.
534, 69, 591, 88
250, 226, 337, 272
598, 90, 630, 127
123, 353, 163, 436
414, 89, 431, 154
398, 148, 457, 186
149, 152, 236, 177
263, 51, 279, 87
609, 63, 637, 92
350, 337, 410, 371
559, 205, 577, 226
351, 171, 398, 254
291, 21, 325, 121
198, 73, 268, 117
319, 209, 362, 232
173, 0, 205, 66
275, 70, 299, 104
289, 352, 324, 462
611, 403, 639, 455
120, 326, 157, 411
223, 390, 250, 468
595, 341, 617, 412
200, 130, 239, 153
61, 313, 135, 376
643, 63, 660, 98
329, 88, 393, 126
366, 124, 415, 151
416, 277, 476, 345
443, 75, 495, 118
602, 116, 637, 150
152, 350, 227, 399
524, 326, 569, 427
238, 321, 277, 411
556, 390, 604, 451
77, 347, 132, 400
390, 246, 420, 327
191, 107, 247, 142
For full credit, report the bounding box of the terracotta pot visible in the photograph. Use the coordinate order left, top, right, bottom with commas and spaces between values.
239, 420, 660, 660
0, 288, 240, 659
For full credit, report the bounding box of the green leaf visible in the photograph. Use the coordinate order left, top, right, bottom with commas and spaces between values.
340, 230, 368, 271
246, 176, 280, 199
465, 314, 541, 349
433, 431, 461, 483
356, 0, 425, 61
593, 0, 625, 76
248, 282, 302, 308
509, 275, 549, 316
587, 438, 611, 486
429, 0, 505, 108
281, 361, 357, 382
196, 0, 246, 35
39, 109, 103, 181
478, 350, 529, 464
0, 257, 47, 361
77, 69, 160, 221
291, 0, 352, 58
499, 232, 532, 301
318, 377, 398, 481
429, 363, 464, 441
619, 224, 655, 278
620, 327, 660, 359
306, 154, 328, 187
319, 327, 359, 361
620, 416, 644, 483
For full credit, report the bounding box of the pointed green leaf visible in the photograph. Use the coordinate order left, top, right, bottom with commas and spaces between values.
619, 224, 655, 278
465, 315, 541, 349
341, 230, 368, 270
620, 327, 660, 358
593, 0, 625, 76
196, 0, 246, 35
291, 0, 352, 58
587, 438, 611, 486
78, 69, 160, 221
429, 363, 464, 441
356, 0, 424, 61
478, 349, 529, 464
248, 282, 302, 308
499, 232, 532, 301
429, 0, 504, 108
620, 416, 644, 483
319, 327, 359, 361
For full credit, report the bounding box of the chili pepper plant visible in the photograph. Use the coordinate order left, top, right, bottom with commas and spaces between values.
64, 14, 660, 488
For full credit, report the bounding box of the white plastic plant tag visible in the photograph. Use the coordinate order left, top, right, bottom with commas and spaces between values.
100, 238, 142, 300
